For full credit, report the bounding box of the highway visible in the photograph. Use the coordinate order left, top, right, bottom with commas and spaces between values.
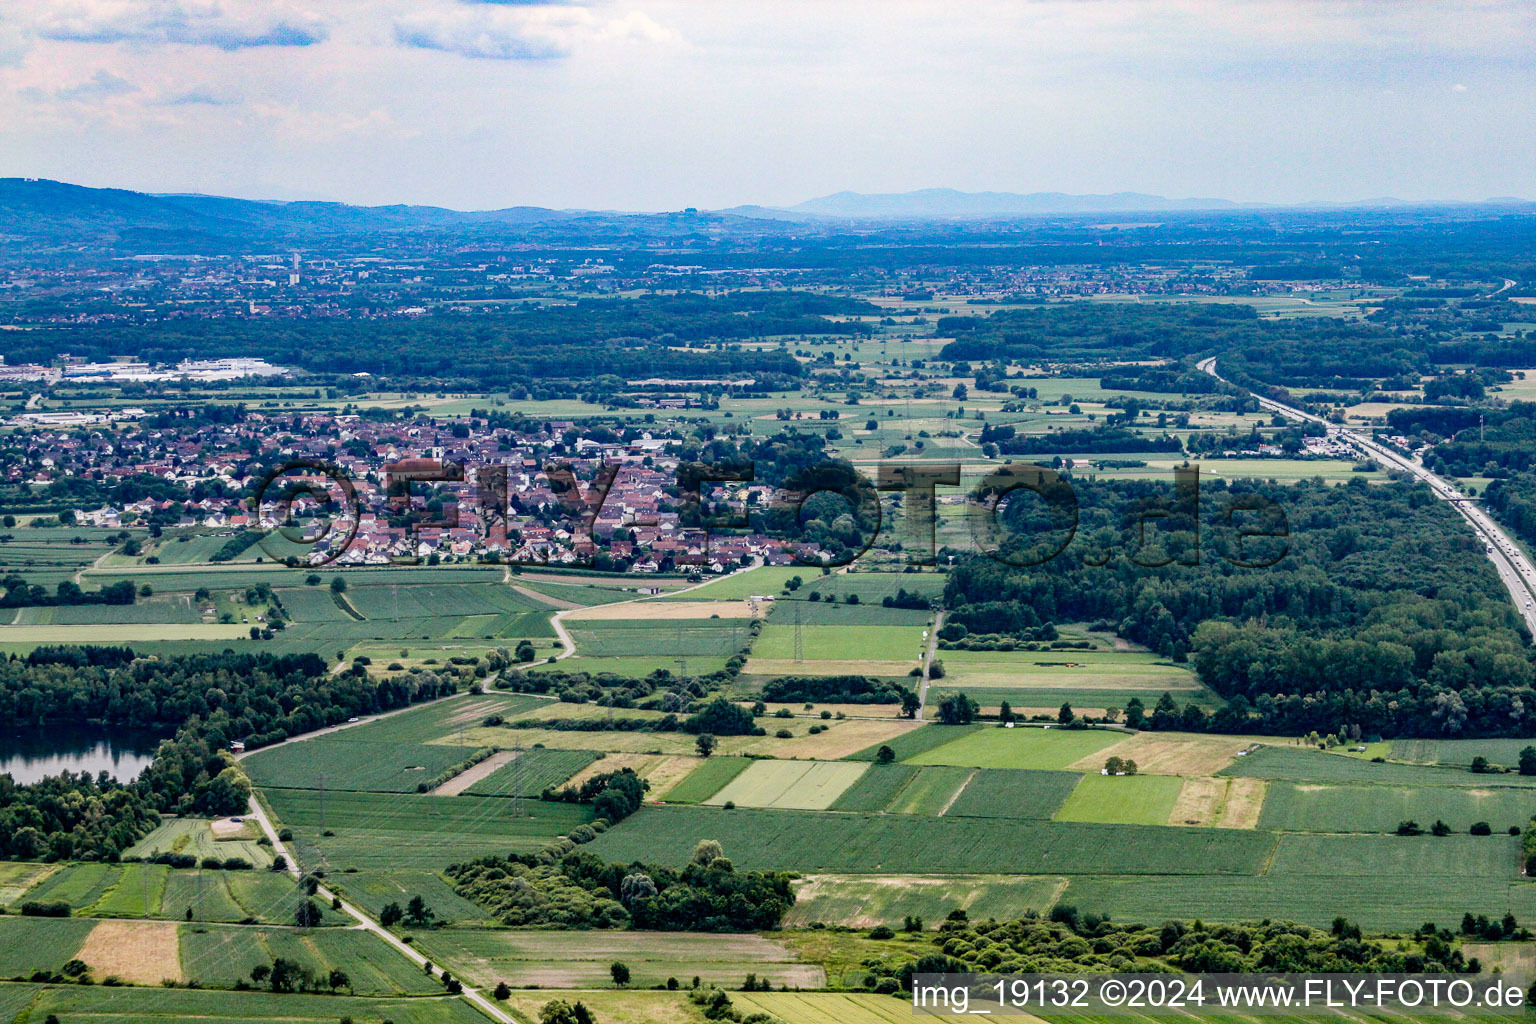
1198, 357, 1536, 637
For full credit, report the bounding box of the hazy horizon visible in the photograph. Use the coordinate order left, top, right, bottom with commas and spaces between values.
1, 0, 1533, 211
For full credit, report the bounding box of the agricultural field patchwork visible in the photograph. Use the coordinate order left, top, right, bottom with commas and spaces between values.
461, 748, 603, 797
661, 755, 754, 803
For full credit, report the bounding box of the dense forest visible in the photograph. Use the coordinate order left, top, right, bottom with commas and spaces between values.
448, 833, 795, 931
0, 292, 871, 388
945, 474, 1536, 737
0, 649, 459, 855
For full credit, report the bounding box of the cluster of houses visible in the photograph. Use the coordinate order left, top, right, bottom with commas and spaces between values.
19, 406, 810, 571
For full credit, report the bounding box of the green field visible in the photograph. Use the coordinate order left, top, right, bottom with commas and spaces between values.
127, 817, 273, 868
667, 566, 810, 600
1, 982, 490, 1024
1054, 773, 1186, 825
245, 737, 482, 792
1259, 780, 1536, 833
0, 917, 94, 976
241, 692, 551, 793
329, 869, 494, 926
568, 619, 751, 658
783, 874, 1066, 929
1391, 737, 1536, 768
706, 760, 869, 810
418, 928, 824, 990
180, 923, 441, 994
753, 623, 927, 662
847, 723, 982, 762
464, 748, 603, 797
263, 787, 592, 870
905, 726, 1125, 770
828, 764, 919, 812
1063, 875, 1536, 932
945, 769, 1082, 820
1222, 745, 1536, 787
661, 755, 753, 803
9, 861, 320, 925
884, 766, 972, 815
1266, 832, 1521, 878
766, 598, 931, 627
587, 805, 1276, 875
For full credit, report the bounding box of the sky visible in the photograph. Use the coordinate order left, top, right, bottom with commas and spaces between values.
0, 0, 1533, 212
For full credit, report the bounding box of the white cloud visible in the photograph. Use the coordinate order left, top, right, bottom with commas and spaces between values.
28, 0, 328, 51
56, 68, 136, 100
393, 4, 674, 61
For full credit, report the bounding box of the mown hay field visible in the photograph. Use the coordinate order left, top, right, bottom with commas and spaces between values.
705, 760, 869, 810
784, 874, 1067, 929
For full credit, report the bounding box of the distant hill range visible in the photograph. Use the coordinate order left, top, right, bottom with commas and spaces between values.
760, 187, 1534, 219
0, 177, 1531, 250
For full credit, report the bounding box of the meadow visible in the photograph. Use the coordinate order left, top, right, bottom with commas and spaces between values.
783, 874, 1066, 930
904, 725, 1126, 770
1054, 773, 1186, 825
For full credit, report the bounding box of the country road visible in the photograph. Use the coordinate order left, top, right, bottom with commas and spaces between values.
244, 792, 514, 1023
916, 610, 943, 721
1199, 356, 1536, 637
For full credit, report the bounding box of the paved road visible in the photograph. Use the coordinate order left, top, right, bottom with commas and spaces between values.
1200, 357, 1536, 636
916, 610, 943, 721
